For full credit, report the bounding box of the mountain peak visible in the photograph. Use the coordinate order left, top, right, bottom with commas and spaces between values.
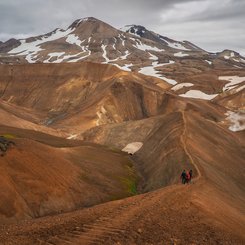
68, 17, 118, 37
68, 17, 98, 29
69, 17, 114, 29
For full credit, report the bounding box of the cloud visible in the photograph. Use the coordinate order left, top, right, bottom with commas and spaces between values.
0, 0, 244, 55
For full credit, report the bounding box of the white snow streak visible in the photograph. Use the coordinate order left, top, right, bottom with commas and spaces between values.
120, 50, 130, 60
133, 40, 164, 52
171, 83, 194, 91
205, 60, 212, 65
160, 37, 190, 51
101, 44, 110, 63
67, 134, 78, 140
174, 52, 189, 57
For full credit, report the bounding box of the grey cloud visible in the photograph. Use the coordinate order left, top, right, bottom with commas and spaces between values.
0, 0, 244, 55
184, 0, 245, 22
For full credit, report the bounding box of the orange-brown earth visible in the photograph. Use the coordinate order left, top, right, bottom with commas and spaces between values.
0, 62, 244, 244
0, 126, 138, 225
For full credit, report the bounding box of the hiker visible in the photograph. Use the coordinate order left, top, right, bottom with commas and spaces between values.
180, 170, 187, 184
188, 170, 193, 183
186, 171, 191, 184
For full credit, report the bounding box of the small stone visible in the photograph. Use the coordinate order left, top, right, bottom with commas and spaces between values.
137, 228, 143, 233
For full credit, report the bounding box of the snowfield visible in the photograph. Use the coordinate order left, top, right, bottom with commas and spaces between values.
8, 27, 75, 63
139, 65, 163, 79
179, 90, 218, 100
219, 76, 245, 91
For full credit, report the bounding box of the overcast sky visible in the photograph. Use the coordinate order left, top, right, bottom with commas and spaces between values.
0, 0, 244, 55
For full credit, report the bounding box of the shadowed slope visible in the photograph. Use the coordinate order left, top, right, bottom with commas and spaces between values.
0, 127, 138, 224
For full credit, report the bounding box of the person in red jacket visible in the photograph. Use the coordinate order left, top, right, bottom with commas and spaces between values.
188, 169, 193, 183
186, 171, 191, 184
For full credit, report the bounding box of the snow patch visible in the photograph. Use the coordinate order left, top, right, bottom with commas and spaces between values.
225, 111, 245, 132
67, 134, 78, 140
138, 55, 175, 83
119, 34, 125, 46
122, 142, 143, 154
139, 66, 162, 79
160, 37, 190, 51
205, 60, 212, 65
120, 50, 130, 60
171, 83, 194, 91
161, 76, 177, 85
66, 34, 83, 46
112, 63, 133, 72
224, 52, 235, 60
9, 27, 74, 63
162, 60, 175, 66
174, 52, 189, 57
133, 40, 164, 52
219, 76, 245, 91
43, 52, 66, 63
179, 90, 218, 100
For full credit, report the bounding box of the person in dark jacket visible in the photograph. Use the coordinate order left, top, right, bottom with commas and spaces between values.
180, 170, 187, 184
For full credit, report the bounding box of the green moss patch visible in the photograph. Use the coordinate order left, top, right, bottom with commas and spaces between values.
1, 134, 16, 139
120, 165, 138, 196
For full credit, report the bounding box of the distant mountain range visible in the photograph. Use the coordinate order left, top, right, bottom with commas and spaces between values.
0, 17, 244, 69
0, 17, 244, 102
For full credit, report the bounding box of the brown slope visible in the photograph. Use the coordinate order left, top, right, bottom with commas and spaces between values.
0, 62, 120, 111
0, 97, 70, 138
214, 87, 245, 110
81, 95, 231, 192
0, 127, 138, 224
1, 109, 244, 244
83, 112, 194, 191
0, 62, 169, 134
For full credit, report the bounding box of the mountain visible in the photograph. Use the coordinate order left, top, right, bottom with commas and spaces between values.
121, 24, 203, 51
0, 17, 244, 244
1, 17, 244, 101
